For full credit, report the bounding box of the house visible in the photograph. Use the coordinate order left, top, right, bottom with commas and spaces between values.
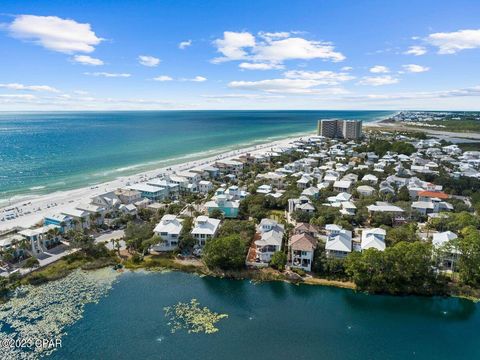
432, 231, 459, 271
297, 176, 311, 190
0, 233, 26, 260
333, 180, 352, 193
128, 183, 167, 201
19, 224, 62, 255
417, 190, 449, 202
44, 213, 73, 232
288, 197, 315, 214
356, 185, 376, 197
61, 208, 91, 229
152, 215, 184, 252
361, 174, 379, 184
205, 195, 240, 218
75, 203, 106, 225
325, 229, 352, 259
115, 188, 142, 204
257, 184, 272, 194
301, 186, 320, 198
340, 201, 357, 216
412, 199, 453, 215
325, 224, 343, 236
293, 223, 320, 238
254, 220, 284, 263
367, 202, 404, 214
198, 180, 213, 194
361, 228, 386, 251
191, 216, 221, 246
119, 203, 137, 216
289, 233, 317, 271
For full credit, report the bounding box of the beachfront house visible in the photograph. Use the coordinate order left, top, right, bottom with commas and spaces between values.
44, 213, 74, 232
61, 208, 91, 229
191, 216, 221, 247
152, 215, 184, 252
128, 183, 167, 201
115, 188, 142, 204
289, 233, 317, 272
0, 233, 26, 261
19, 224, 62, 255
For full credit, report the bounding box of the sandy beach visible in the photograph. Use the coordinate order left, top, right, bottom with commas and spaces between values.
0, 133, 312, 232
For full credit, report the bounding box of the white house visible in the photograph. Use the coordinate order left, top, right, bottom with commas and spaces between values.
252, 219, 285, 264
198, 180, 213, 194
356, 185, 376, 197
325, 229, 352, 259
333, 180, 352, 193
432, 231, 459, 271
361, 228, 386, 251
152, 215, 184, 251
191, 216, 220, 246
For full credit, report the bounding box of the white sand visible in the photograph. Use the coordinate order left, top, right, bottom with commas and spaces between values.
0, 134, 312, 232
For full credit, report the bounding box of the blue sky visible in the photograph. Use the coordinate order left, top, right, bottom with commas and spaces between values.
1, 0, 480, 110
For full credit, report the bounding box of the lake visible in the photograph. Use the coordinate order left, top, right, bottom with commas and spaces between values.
49, 270, 479, 360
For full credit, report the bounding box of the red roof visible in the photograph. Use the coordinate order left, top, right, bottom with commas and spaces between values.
417, 190, 449, 199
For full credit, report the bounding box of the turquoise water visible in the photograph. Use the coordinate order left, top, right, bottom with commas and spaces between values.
51, 271, 479, 360
0, 110, 393, 200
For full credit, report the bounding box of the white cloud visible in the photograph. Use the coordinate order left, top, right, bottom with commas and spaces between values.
254, 37, 345, 63
402, 64, 430, 73
358, 75, 399, 86
153, 75, 173, 81
202, 93, 285, 100
187, 76, 207, 82
212, 31, 345, 64
213, 31, 256, 62
72, 55, 104, 66
258, 31, 291, 40
404, 45, 427, 56
138, 55, 160, 67
341, 66, 353, 71
369, 65, 389, 73
179, 40, 192, 49
8, 15, 103, 53
283, 70, 355, 85
84, 72, 131, 78
239, 62, 284, 70
426, 29, 480, 54
228, 78, 348, 94
0, 94, 37, 100
344, 85, 480, 101
0, 83, 59, 92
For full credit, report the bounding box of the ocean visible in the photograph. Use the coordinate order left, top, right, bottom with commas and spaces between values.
49, 271, 479, 360
0, 110, 393, 201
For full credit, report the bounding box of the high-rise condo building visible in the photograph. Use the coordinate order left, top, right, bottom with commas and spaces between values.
317, 119, 363, 139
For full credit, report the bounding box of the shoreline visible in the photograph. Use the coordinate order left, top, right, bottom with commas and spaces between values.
0, 131, 314, 231
17, 252, 480, 305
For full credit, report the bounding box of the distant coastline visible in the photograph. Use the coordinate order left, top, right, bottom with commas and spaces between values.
0, 110, 394, 201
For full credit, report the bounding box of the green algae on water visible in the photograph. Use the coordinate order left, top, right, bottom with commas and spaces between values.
164, 299, 228, 334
